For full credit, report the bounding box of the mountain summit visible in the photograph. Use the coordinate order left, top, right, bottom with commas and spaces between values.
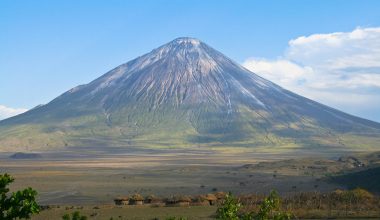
1, 37, 380, 152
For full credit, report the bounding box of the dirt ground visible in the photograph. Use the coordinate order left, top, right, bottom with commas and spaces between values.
0, 148, 343, 206
32, 205, 217, 220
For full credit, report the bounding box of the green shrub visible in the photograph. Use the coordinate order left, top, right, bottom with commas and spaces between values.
0, 173, 40, 220
216, 191, 292, 220
165, 217, 188, 220
216, 192, 242, 220
62, 211, 87, 220
254, 190, 291, 220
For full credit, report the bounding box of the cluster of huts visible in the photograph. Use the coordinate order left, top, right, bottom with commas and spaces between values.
114, 192, 226, 207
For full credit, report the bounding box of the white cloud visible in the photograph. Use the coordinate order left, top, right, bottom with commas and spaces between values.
243, 58, 314, 86
243, 27, 380, 122
0, 105, 28, 120
287, 27, 380, 70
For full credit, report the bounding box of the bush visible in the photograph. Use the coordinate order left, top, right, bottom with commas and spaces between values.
216, 192, 242, 220
216, 191, 292, 220
165, 217, 188, 220
0, 173, 40, 219
351, 188, 373, 201
62, 211, 88, 220
253, 190, 291, 220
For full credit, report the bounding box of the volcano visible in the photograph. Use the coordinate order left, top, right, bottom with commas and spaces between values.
1, 37, 380, 152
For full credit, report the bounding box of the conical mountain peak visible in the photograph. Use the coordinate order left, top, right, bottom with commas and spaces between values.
120, 37, 220, 75
1, 38, 380, 152
171, 37, 202, 45
79, 37, 272, 109
148, 37, 218, 65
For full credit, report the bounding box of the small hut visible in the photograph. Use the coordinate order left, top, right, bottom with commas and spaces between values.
193, 195, 210, 206
176, 195, 192, 206
166, 195, 192, 207
215, 192, 227, 200
145, 195, 164, 206
205, 194, 218, 205
114, 196, 129, 205
130, 194, 144, 205
145, 195, 156, 204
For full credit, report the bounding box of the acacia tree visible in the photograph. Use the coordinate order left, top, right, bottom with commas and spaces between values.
0, 173, 40, 219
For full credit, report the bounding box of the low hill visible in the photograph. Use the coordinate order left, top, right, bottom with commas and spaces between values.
331, 167, 380, 193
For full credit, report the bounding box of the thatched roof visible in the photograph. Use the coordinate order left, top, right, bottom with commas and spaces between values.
130, 193, 144, 201
215, 191, 227, 199
167, 195, 192, 203
145, 195, 157, 200
114, 196, 129, 201
205, 194, 217, 201
145, 195, 161, 202
194, 195, 208, 202
177, 195, 192, 202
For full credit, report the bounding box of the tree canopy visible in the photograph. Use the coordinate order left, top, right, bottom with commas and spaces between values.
0, 173, 40, 219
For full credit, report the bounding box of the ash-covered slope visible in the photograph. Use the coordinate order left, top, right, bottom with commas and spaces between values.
1, 37, 380, 152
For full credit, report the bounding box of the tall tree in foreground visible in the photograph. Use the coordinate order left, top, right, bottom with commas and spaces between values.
0, 173, 40, 219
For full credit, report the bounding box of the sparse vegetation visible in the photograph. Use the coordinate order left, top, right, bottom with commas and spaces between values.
62, 211, 87, 220
165, 217, 188, 220
2, 151, 380, 219
214, 188, 380, 219
240, 188, 380, 219
217, 191, 291, 220
22, 188, 380, 219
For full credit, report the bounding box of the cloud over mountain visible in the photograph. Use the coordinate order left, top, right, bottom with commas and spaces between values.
0, 105, 28, 120
243, 27, 380, 122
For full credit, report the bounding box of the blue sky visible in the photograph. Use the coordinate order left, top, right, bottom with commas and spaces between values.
1, 0, 380, 121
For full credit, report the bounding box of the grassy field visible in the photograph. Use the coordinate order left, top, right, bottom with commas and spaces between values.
2, 149, 380, 219
31, 192, 380, 220
0, 149, 342, 205
32, 205, 217, 220
32, 205, 380, 220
